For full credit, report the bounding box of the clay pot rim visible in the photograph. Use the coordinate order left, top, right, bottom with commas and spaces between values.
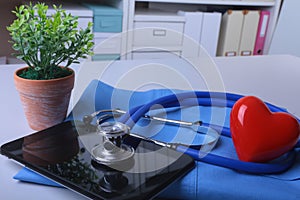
14, 66, 75, 83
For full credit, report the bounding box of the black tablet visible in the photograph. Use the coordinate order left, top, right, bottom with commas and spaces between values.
1, 120, 195, 200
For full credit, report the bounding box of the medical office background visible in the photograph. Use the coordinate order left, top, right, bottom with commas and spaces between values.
0, 0, 298, 63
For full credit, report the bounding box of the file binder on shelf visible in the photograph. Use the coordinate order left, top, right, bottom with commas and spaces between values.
253, 10, 270, 55
238, 10, 260, 56
178, 11, 203, 58
179, 11, 222, 58
217, 10, 244, 57
199, 12, 222, 57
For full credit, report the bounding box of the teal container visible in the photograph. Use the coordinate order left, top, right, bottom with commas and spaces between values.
92, 54, 121, 61
83, 3, 123, 33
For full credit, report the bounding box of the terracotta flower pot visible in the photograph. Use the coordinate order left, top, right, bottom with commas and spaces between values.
14, 67, 75, 131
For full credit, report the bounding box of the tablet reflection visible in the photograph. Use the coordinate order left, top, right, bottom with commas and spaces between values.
22, 123, 79, 166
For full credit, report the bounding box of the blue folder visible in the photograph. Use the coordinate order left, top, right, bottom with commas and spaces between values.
14, 80, 300, 199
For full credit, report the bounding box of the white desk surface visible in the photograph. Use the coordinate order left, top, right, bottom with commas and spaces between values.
1, 55, 300, 199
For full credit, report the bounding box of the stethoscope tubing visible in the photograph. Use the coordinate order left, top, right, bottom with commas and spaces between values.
176, 145, 297, 174
117, 91, 300, 174
119, 91, 295, 126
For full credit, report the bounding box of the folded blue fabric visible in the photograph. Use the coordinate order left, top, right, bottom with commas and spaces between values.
14, 80, 300, 199
14, 167, 61, 187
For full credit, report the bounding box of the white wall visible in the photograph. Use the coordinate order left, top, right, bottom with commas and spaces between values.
269, 0, 300, 57
0, 1, 20, 57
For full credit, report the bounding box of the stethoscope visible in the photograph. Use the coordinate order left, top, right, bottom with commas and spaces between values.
84, 91, 300, 174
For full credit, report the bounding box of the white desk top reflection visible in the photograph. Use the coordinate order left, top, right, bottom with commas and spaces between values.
1, 55, 300, 199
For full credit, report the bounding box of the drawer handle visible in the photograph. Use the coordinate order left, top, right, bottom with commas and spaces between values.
100, 20, 116, 27
153, 29, 166, 36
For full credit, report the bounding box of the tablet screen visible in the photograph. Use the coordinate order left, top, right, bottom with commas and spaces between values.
1, 120, 194, 199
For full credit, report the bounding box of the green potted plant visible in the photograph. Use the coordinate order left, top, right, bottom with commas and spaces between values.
7, 2, 94, 130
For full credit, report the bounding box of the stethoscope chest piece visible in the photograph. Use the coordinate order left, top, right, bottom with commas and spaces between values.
91, 122, 135, 166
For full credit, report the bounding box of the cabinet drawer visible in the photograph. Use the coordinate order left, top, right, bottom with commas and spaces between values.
83, 4, 123, 33
133, 22, 184, 48
94, 16, 122, 32
94, 34, 121, 54
132, 51, 181, 59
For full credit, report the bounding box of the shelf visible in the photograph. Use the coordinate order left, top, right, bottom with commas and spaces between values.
135, 0, 275, 6
135, 8, 185, 21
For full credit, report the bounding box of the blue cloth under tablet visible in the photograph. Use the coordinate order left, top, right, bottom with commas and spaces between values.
14, 80, 300, 199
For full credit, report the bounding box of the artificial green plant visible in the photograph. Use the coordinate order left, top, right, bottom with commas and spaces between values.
7, 2, 94, 80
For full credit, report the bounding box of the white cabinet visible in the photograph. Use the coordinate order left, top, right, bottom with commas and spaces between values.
124, 0, 282, 59
94, 33, 122, 54
133, 19, 185, 49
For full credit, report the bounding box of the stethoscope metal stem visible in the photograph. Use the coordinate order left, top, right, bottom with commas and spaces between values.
144, 114, 202, 127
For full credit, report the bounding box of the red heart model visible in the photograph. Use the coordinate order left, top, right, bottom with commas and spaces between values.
230, 96, 300, 163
